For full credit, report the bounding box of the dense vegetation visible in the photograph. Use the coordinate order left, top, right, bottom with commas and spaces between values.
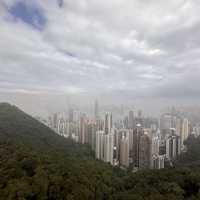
177, 135, 200, 166
1, 103, 200, 200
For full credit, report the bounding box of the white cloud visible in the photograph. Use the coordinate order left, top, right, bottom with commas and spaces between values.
0, 0, 200, 105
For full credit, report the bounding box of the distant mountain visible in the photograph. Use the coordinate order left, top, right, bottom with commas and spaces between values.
1, 103, 200, 200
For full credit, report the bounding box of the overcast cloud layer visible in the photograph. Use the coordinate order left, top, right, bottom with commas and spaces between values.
0, 0, 200, 114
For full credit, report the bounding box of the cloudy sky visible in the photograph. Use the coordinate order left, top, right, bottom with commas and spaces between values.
0, 0, 200, 115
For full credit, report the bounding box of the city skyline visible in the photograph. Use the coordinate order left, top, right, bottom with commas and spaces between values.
37, 99, 197, 170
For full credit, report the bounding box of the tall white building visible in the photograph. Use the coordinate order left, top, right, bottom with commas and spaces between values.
128, 110, 135, 129
95, 131, 104, 160
79, 115, 86, 144
57, 118, 69, 138
104, 113, 112, 135
57, 118, 65, 136
152, 155, 165, 169
166, 131, 181, 160
95, 129, 114, 165
181, 118, 189, 149
151, 136, 160, 156
150, 132, 165, 169
103, 133, 114, 165
175, 117, 182, 136
119, 134, 129, 167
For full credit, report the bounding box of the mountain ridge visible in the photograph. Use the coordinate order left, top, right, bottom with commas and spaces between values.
0, 102, 93, 158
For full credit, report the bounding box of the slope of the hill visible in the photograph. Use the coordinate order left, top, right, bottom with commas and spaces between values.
1, 103, 200, 200
0, 103, 123, 200
0, 103, 92, 158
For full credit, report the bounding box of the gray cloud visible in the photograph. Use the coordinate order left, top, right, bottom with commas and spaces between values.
0, 0, 200, 114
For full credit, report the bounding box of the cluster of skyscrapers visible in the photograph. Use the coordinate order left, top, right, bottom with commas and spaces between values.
38, 101, 198, 171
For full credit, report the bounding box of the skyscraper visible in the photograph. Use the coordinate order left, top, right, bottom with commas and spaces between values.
94, 99, 99, 120
152, 155, 165, 169
150, 135, 165, 169
103, 133, 114, 165
132, 124, 152, 169
95, 130, 104, 160
128, 110, 135, 129
86, 120, 96, 146
151, 135, 160, 157
119, 133, 129, 167
139, 133, 151, 169
181, 118, 189, 149
104, 113, 112, 134
91, 122, 97, 151
79, 114, 86, 144
57, 118, 65, 136
132, 124, 143, 168
175, 117, 182, 136
166, 129, 181, 160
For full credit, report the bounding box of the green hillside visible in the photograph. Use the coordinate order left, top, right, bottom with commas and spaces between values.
0, 103, 92, 158
1, 103, 200, 200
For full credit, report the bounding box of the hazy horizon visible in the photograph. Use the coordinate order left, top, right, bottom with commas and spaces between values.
1, 0, 200, 116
